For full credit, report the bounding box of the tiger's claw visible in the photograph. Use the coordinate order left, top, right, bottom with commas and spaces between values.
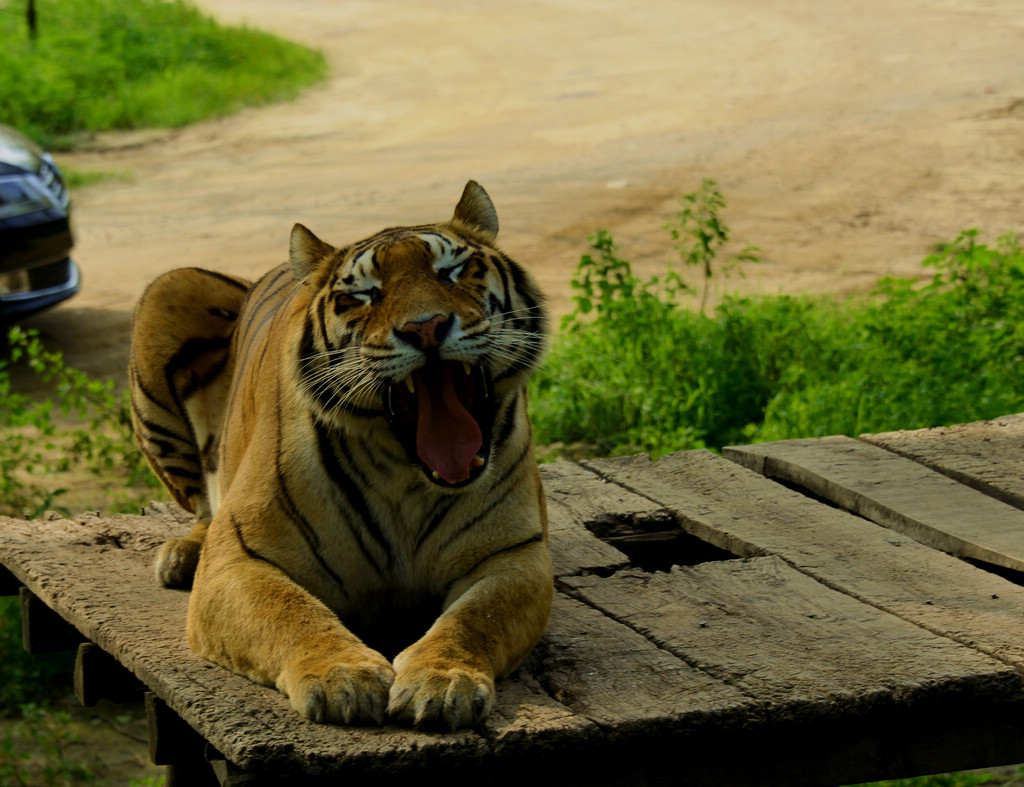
387, 663, 494, 731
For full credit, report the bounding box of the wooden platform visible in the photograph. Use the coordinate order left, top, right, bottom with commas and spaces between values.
4, 416, 1024, 786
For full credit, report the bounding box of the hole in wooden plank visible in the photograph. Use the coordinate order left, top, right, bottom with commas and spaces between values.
584, 512, 738, 572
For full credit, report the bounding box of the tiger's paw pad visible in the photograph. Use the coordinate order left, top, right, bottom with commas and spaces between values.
154, 537, 202, 588
290, 658, 395, 726
387, 665, 494, 731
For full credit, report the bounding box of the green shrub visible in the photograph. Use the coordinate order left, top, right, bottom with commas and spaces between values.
0, 326, 158, 519
758, 230, 1024, 440
530, 186, 1024, 458
0, 0, 327, 148
531, 188, 823, 457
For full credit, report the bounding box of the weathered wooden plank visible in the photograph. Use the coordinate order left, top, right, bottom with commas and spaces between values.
537, 593, 759, 730
726, 435, 1024, 573
0, 506, 769, 783
863, 413, 1024, 511
584, 450, 1024, 672
540, 461, 639, 577
4, 460, 1024, 785
0, 512, 585, 777
559, 555, 1024, 786
561, 556, 1018, 718
0, 514, 467, 772
210, 581, 1024, 787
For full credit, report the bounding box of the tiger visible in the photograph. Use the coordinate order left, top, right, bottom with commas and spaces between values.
128, 181, 552, 731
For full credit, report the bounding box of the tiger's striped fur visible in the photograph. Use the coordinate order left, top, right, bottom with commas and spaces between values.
129, 182, 551, 730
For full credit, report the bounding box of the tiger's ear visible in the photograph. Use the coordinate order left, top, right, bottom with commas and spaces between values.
452, 180, 498, 242
290, 224, 336, 283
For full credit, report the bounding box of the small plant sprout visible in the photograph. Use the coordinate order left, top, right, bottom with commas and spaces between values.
664, 178, 760, 314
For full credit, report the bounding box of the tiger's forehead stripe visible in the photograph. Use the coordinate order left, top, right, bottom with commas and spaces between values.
416, 232, 477, 271
333, 230, 482, 291
331, 246, 381, 292
352, 247, 378, 279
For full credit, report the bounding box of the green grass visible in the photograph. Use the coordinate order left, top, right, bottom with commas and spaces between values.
0, 0, 328, 149
61, 165, 132, 190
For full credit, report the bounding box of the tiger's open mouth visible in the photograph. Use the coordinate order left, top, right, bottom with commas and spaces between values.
389, 359, 492, 486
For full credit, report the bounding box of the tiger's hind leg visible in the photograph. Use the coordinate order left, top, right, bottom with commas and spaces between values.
129, 268, 251, 588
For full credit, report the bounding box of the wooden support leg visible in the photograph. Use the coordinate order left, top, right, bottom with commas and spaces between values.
0, 565, 22, 596
145, 692, 221, 787
74, 642, 146, 706
19, 587, 84, 653
166, 759, 223, 787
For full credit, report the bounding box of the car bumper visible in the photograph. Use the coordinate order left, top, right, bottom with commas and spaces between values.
0, 257, 80, 322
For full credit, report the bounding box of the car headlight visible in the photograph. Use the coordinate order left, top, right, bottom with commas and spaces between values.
38, 154, 69, 208
0, 175, 59, 221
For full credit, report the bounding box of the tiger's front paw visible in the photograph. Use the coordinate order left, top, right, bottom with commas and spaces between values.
387, 660, 495, 731
154, 537, 203, 588
283, 651, 395, 726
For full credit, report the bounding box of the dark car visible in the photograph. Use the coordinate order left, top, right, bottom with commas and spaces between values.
0, 123, 79, 322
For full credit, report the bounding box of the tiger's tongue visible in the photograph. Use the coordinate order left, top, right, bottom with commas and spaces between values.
413, 364, 482, 484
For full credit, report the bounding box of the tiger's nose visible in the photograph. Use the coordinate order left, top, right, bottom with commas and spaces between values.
395, 314, 453, 349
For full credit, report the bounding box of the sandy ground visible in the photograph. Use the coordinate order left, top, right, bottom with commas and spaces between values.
21, 0, 1024, 383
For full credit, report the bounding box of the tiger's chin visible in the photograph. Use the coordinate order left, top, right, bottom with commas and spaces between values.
388, 358, 494, 488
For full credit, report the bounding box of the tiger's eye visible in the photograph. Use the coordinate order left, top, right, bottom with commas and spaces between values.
340, 286, 382, 307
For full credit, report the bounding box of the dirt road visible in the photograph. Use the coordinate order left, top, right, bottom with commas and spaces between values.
25, 0, 1024, 382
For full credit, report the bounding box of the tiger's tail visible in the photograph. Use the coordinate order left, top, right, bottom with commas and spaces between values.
129, 267, 251, 586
